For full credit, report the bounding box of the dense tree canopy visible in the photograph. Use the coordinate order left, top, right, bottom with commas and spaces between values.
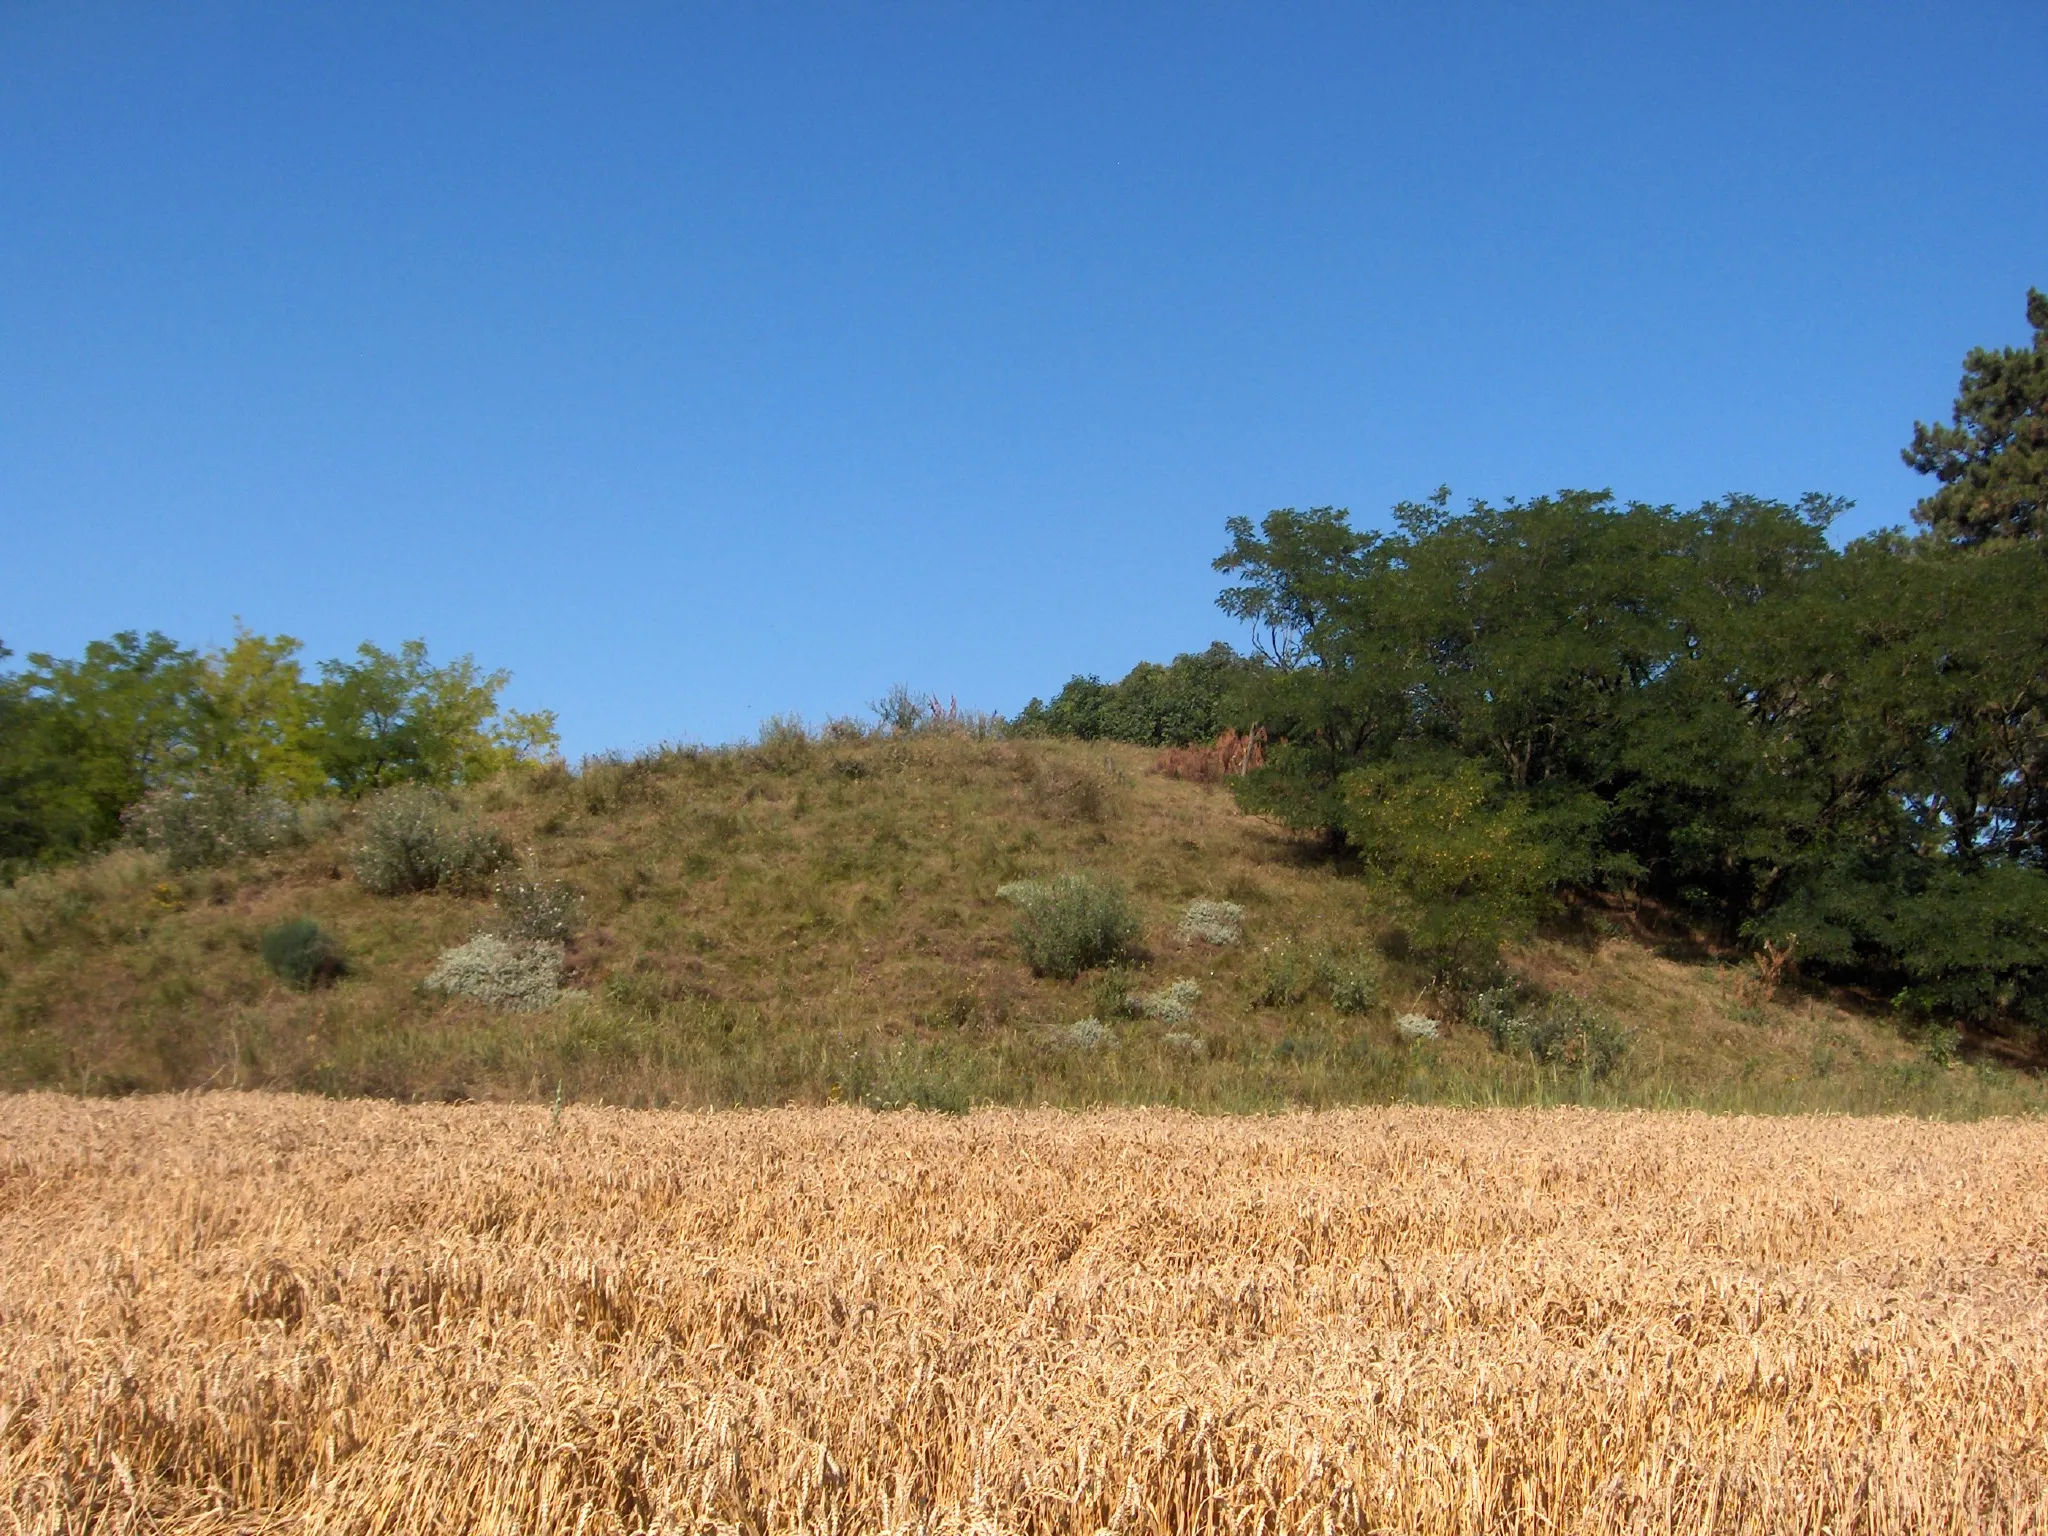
1020, 294, 2048, 1025
1203, 489, 2048, 1021
1029, 277, 2048, 1028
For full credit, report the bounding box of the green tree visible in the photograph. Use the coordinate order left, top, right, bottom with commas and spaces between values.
1210, 505, 1408, 836
1340, 753, 1555, 971
0, 632, 217, 863
1904, 288, 2048, 545
0, 644, 61, 866
1215, 490, 1843, 872
309, 639, 558, 793
203, 624, 326, 797
1016, 643, 1258, 746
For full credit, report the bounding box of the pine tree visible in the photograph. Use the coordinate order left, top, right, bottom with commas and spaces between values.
1904, 288, 2048, 544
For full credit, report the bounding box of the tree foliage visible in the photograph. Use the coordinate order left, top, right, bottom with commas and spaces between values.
0, 630, 556, 876
1015, 642, 1259, 747
1206, 473, 2048, 1023
309, 640, 557, 794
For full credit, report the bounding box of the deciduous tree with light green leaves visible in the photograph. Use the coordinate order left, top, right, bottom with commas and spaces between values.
308, 640, 558, 794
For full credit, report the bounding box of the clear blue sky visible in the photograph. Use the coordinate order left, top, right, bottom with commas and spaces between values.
4, 4, 2044, 756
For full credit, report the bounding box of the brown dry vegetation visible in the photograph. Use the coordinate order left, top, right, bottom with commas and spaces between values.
3, 1093, 2045, 1532
0, 733, 2042, 1116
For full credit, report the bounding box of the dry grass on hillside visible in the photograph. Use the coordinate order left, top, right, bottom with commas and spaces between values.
4, 734, 2035, 1117
4, 1093, 2045, 1533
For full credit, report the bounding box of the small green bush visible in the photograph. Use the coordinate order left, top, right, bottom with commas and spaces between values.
494, 876, 583, 943
1322, 953, 1381, 1015
124, 773, 305, 871
997, 873, 1142, 979
353, 786, 508, 896
1254, 944, 1381, 1013
1340, 756, 1555, 974
259, 918, 346, 990
1470, 987, 1630, 1078
1253, 945, 1316, 1007
1089, 967, 1140, 1021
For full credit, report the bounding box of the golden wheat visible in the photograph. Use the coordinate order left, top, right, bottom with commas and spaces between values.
1, 1094, 2044, 1533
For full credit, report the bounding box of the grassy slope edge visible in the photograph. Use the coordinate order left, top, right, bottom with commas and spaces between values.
0, 733, 2040, 1116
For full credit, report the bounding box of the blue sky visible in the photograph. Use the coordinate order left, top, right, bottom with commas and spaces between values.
4, 4, 2044, 755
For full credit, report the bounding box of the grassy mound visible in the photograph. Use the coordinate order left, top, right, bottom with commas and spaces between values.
0, 733, 2040, 1114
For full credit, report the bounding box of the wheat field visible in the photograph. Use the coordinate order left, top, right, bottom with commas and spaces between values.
1, 1095, 2044, 1533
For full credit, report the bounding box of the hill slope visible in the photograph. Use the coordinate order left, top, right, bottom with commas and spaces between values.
0, 732, 2040, 1115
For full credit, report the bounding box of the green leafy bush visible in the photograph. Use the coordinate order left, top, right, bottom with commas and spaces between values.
997, 874, 1142, 979
1763, 856, 2048, 1033
424, 934, 566, 1011
1322, 953, 1381, 1015
1470, 987, 1630, 1078
1088, 967, 1140, 1022
123, 772, 304, 871
1253, 945, 1316, 1007
1252, 944, 1379, 1013
259, 918, 346, 990
1341, 756, 1554, 975
353, 786, 508, 896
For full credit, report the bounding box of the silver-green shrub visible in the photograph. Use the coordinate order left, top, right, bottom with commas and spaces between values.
996, 874, 1142, 979
1064, 1017, 1110, 1049
123, 772, 304, 871
1134, 978, 1201, 1025
1395, 1012, 1441, 1041
424, 934, 566, 1011
1176, 899, 1244, 946
353, 786, 508, 896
